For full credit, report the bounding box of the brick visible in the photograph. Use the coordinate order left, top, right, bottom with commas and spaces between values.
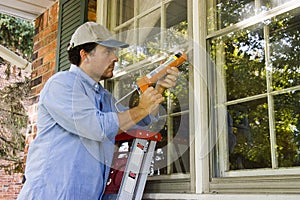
49, 61, 56, 72
38, 63, 50, 75
42, 71, 54, 83
43, 10, 49, 28
33, 84, 44, 95
31, 76, 42, 87
49, 2, 59, 24
39, 27, 51, 39
34, 17, 40, 28
0, 161, 23, 199
35, 16, 43, 34
43, 51, 56, 64
33, 40, 42, 52
31, 70, 37, 79
32, 58, 43, 69
32, 52, 38, 61
50, 23, 58, 33
45, 33, 57, 46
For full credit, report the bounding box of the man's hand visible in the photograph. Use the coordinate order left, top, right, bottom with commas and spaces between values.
117, 68, 179, 133
155, 67, 179, 93
138, 87, 164, 113
117, 87, 164, 133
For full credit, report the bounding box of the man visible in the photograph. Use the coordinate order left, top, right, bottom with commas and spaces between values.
18, 22, 179, 199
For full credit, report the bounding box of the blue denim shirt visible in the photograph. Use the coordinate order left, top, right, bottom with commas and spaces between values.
18, 65, 154, 200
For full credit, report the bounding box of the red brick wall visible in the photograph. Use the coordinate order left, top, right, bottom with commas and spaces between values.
26, 2, 59, 143
22, 8, 59, 191
0, 161, 23, 200
0, 1, 98, 199
27, 0, 96, 141
0, 2, 59, 199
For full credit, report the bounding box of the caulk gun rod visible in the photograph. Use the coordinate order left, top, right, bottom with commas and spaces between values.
115, 88, 138, 108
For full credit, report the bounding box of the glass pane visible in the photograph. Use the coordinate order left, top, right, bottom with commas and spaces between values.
216, 0, 255, 29
228, 99, 272, 170
159, 61, 189, 113
166, 0, 187, 29
112, 63, 158, 107
274, 91, 300, 167
212, 0, 294, 31
138, 9, 161, 43
211, 26, 267, 101
261, 0, 294, 11
116, 0, 134, 25
171, 114, 190, 173
149, 113, 190, 175
150, 116, 168, 176
139, 0, 161, 13
269, 7, 300, 90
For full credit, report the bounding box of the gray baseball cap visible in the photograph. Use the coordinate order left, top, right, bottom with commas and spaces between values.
67, 22, 129, 50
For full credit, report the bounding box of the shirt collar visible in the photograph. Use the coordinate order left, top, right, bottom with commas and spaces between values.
69, 64, 103, 93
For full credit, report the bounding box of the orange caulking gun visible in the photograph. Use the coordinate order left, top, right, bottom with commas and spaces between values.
115, 52, 187, 110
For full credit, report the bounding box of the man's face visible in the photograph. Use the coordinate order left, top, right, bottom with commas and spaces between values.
82, 44, 118, 81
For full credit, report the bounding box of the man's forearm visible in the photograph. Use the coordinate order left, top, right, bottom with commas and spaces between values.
117, 106, 150, 134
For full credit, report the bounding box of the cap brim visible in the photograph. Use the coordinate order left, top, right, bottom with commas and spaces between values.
97, 40, 129, 48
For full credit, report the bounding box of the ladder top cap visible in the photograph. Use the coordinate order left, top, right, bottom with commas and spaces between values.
116, 130, 162, 141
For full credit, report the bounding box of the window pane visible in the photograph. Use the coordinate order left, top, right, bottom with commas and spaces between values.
171, 114, 190, 173
150, 114, 190, 175
116, 0, 134, 25
274, 91, 300, 167
228, 100, 272, 170
211, 26, 266, 101
216, 0, 255, 29
212, 0, 294, 30
261, 0, 294, 10
269, 7, 300, 90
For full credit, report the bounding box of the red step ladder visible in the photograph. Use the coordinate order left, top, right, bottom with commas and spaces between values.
103, 130, 162, 200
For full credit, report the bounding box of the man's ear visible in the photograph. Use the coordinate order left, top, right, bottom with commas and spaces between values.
79, 49, 88, 62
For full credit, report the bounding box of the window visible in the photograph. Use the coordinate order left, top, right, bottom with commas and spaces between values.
209, 0, 300, 180
106, 0, 191, 193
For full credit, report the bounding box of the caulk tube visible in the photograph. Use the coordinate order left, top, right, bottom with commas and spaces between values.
136, 52, 185, 93
146, 53, 181, 79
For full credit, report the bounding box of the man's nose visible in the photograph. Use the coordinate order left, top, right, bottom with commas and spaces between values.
112, 53, 118, 62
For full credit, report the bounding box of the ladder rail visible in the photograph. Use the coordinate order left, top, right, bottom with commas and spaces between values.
117, 138, 148, 200
133, 140, 157, 200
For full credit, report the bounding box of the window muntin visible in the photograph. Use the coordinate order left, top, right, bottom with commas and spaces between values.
210, 2, 300, 175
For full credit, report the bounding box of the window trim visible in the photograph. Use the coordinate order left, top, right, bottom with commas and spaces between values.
191, 0, 210, 194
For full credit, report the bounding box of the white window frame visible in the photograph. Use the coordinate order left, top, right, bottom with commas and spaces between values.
209, 0, 300, 178
101, 0, 195, 193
